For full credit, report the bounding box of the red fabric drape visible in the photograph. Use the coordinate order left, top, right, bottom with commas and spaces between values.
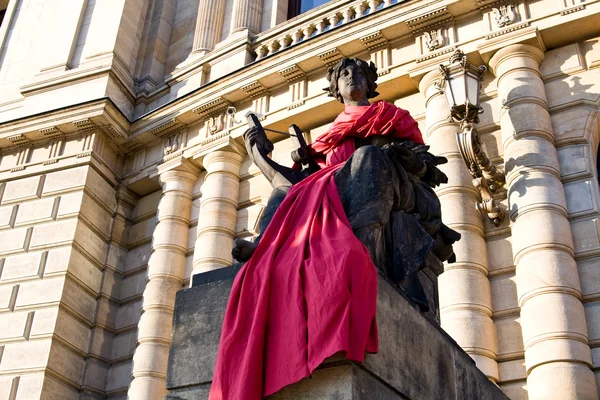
209, 101, 423, 400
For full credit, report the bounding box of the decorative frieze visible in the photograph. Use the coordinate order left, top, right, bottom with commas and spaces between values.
416, 46, 455, 63
318, 48, 344, 67
163, 132, 183, 159
150, 119, 186, 139
405, 6, 453, 33
123, 138, 144, 153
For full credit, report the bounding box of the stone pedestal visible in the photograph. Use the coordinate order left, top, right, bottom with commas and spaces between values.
166, 269, 508, 400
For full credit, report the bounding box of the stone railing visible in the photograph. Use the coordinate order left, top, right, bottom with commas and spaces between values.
253, 0, 397, 60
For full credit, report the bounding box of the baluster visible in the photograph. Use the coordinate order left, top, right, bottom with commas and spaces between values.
354, 3, 367, 18
278, 36, 291, 50
368, 0, 381, 13
291, 30, 304, 45
328, 13, 341, 28
342, 8, 354, 24
256, 45, 268, 60
315, 19, 328, 34
268, 40, 280, 55
302, 25, 316, 40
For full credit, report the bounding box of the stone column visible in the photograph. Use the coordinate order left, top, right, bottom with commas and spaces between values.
128, 158, 200, 400
489, 44, 596, 400
192, 150, 244, 278
192, 0, 227, 54
419, 72, 499, 381
229, 0, 263, 35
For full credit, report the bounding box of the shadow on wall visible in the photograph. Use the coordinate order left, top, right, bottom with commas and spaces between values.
503, 42, 600, 220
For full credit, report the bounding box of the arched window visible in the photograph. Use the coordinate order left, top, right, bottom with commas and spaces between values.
288, 0, 331, 19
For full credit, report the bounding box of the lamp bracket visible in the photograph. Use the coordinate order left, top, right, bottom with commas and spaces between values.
456, 125, 506, 226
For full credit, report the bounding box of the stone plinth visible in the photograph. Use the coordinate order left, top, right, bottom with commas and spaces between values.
166, 269, 508, 400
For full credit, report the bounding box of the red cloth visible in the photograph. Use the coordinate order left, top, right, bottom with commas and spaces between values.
209, 101, 423, 400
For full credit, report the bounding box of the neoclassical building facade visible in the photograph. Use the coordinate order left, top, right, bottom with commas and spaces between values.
0, 0, 599, 399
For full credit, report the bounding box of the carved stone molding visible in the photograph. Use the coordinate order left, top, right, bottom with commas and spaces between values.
73, 119, 97, 133
405, 6, 453, 33
39, 127, 64, 140
278, 65, 306, 83
192, 97, 232, 120
359, 31, 389, 51
7, 134, 31, 147
476, 0, 509, 9
484, 21, 529, 39
123, 138, 144, 153
241, 81, 268, 99
317, 48, 344, 67
150, 119, 186, 139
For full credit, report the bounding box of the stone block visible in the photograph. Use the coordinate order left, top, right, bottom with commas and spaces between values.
0, 227, 32, 255
54, 309, 92, 354
56, 192, 84, 218
47, 341, 86, 385
95, 296, 119, 329
61, 278, 98, 323
0, 310, 34, 341
495, 316, 524, 358
73, 221, 109, 266
29, 219, 77, 251
564, 179, 597, 216
110, 330, 137, 361
123, 242, 152, 274
115, 299, 142, 330
126, 218, 155, 247
0, 339, 51, 371
106, 361, 133, 392
0, 284, 18, 312
571, 217, 600, 255
167, 274, 508, 400
119, 270, 146, 301
1, 175, 43, 205
14, 373, 44, 400
38, 374, 80, 400
498, 359, 527, 382
0, 205, 17, 229
490, 274, 518, 313
15, 276, 64, 309
14, 197, 58, 226
557, 145, 589, 179
30, 307, 59, 338
85, 168, 117, 212
486, 236, 514, 274
578, 258, 600, 297
0, 251, 45, 282
82, 358, 110, 392
80, 193, 114, 238
236, 203, 264, 235
88, 327, 115, 360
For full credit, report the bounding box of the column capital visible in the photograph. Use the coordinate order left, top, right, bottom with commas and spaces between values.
418, 69, 443, 99
488, 44, 545, 77
156, 156, 201, 184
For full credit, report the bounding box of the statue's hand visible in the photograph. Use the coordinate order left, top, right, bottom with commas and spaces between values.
244, 126, 274, 154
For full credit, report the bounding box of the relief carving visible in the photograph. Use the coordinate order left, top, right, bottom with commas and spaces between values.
492, 5, 515, 27
424, 29, 444, 51
164, 133, 181, 155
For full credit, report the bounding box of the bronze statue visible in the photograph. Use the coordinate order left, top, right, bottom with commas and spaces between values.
232, 58, 459, 310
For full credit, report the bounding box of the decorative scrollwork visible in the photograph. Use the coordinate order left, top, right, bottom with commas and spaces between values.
456, 125, 506, 226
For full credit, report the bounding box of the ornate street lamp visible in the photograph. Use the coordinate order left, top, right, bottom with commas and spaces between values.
437, 50, 506, 226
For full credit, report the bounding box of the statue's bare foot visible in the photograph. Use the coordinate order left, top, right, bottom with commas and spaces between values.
232, 239, 258, 262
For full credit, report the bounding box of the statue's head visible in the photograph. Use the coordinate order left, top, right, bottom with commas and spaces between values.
325, 58, 379, 105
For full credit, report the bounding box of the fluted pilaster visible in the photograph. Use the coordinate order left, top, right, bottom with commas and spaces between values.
489, 44, 596, 400
192, 0, 227, 54
419, 71, 500, 382
229, 0, 263, 34
192, 150, 243, 279
128, 158, 200, 400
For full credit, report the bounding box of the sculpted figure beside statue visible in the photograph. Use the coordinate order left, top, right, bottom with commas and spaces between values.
209, 58, 460, 400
